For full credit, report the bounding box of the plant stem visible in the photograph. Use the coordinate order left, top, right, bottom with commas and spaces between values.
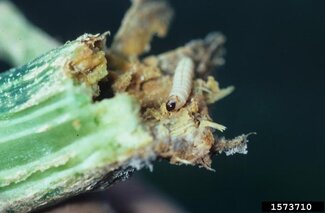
0, 34, 152, 212
0, 1, 59, 67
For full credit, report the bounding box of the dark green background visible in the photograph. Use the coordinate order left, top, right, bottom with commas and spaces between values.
1, 1, 324, 212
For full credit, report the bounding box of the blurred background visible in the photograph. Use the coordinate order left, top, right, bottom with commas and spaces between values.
1, 0, 324, 212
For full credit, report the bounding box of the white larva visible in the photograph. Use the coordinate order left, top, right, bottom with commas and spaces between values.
166, 56, 194, 111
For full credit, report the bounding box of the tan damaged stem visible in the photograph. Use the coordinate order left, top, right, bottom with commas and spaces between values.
111, 0, 173, 57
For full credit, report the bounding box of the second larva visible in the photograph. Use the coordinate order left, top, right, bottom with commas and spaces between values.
166, 57, 194, 111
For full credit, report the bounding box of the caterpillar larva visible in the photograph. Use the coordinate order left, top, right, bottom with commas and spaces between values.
166, 57, 194, 111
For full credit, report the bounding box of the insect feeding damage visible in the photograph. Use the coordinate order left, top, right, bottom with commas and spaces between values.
105, 0, 251, 169
0, 1, 253, 212
65, 34, 109, 96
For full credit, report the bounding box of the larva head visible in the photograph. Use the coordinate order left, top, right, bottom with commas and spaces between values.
166, 100, 176, 111
166, 95, 182, 111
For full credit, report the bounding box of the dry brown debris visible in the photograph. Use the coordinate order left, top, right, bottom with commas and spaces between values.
111, 0, 173, 57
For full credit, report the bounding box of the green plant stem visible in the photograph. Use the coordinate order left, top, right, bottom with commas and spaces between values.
0, 34, 152, 212
0, 0, 59, 67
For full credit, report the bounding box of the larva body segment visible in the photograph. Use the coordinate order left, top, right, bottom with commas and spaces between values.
166, 57, 194, 111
